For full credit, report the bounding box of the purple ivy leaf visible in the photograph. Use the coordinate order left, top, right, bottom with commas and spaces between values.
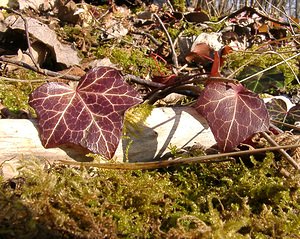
266, 98, 288, 122
288, 104, 300, 123
194, 81, 270, 152
266, 98, 300, 125
29, 67, 142, 158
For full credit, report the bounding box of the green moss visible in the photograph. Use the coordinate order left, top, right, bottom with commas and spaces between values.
95, 44, 170, 76
224, 46, 299, 89
171, 0, 186, 12
0, 83, 28, 112
0, 71, 41, 112
123, 103, 154, 135
1, 153, 300, 238
182, 23, 203, 37
167, 26, 181, 41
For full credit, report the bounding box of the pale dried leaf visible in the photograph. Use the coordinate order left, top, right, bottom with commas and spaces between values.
10, 17, 80, 67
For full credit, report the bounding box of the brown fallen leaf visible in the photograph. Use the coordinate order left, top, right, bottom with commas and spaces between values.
9, 16, 80, 67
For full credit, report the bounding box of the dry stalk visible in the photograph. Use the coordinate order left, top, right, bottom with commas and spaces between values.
57, 144, 300, 170
261, 132, 300, 170
153, 13, 179, 68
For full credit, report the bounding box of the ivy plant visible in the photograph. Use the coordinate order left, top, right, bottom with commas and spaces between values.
29, 66, 270, 158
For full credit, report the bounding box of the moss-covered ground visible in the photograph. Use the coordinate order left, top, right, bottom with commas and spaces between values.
1, 153, 300, 238
0, 2, 300, 238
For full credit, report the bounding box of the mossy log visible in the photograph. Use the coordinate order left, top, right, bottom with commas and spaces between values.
0, 107, 216, 178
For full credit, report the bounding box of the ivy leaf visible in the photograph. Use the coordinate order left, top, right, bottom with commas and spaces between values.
289, 105, 300, 123
266, 98, 300, 124
29, 67, 142, 158
237, 65, 284, 93
194, 81, 270, 152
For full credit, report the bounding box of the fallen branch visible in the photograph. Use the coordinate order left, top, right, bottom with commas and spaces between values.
0, 56, 81, 81
271, 120, 300, 132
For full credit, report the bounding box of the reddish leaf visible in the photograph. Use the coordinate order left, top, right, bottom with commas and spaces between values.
210, 51, 221, 77
185, 43, 214, 65
151, 74, 177, 85
211, 46, 233, 77
289, 104, 300, 122
29, 67, 142, 158
194, 81, 270, 152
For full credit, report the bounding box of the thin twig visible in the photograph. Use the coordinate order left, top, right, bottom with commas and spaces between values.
235, 48, 300, 55
271, 119, 300, 131
0, 56, 81, 81
123, 74, 164, 88
270, 51, 300, 84
166, 0, 175, 12
144, 73, 206, 104
57, 144, 300, 170
131, 31, 162, 46
0, 76, 47, 83
261, 132, 300, 170
228, 48, 300, 79
153, 13, 179, 68
218, 6, 298, 27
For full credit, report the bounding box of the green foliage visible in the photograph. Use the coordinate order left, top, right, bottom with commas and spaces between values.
237, 65, 285, 93
167, 26, 181, 41
1, 154, 300, 238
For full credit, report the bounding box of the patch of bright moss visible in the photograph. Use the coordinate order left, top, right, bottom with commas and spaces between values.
123, 103, 154, 135
0, 70, 41, 112
224, 46, 299, 90
95, 44, 170, 77
171, 0, 186, 12
1, 153, 300, 238
182, 23, 203, 37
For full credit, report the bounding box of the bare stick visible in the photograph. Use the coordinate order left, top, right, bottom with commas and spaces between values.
0, 76, 48, 83
0, 56, 81, 81
271, 119, 300, 131
57, 144, 300, 170
124, 74, 164, 88
153, 13, 179, 68
261, 132, 300, 170
166, 0, 175, 12
131, 31, 162, 47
